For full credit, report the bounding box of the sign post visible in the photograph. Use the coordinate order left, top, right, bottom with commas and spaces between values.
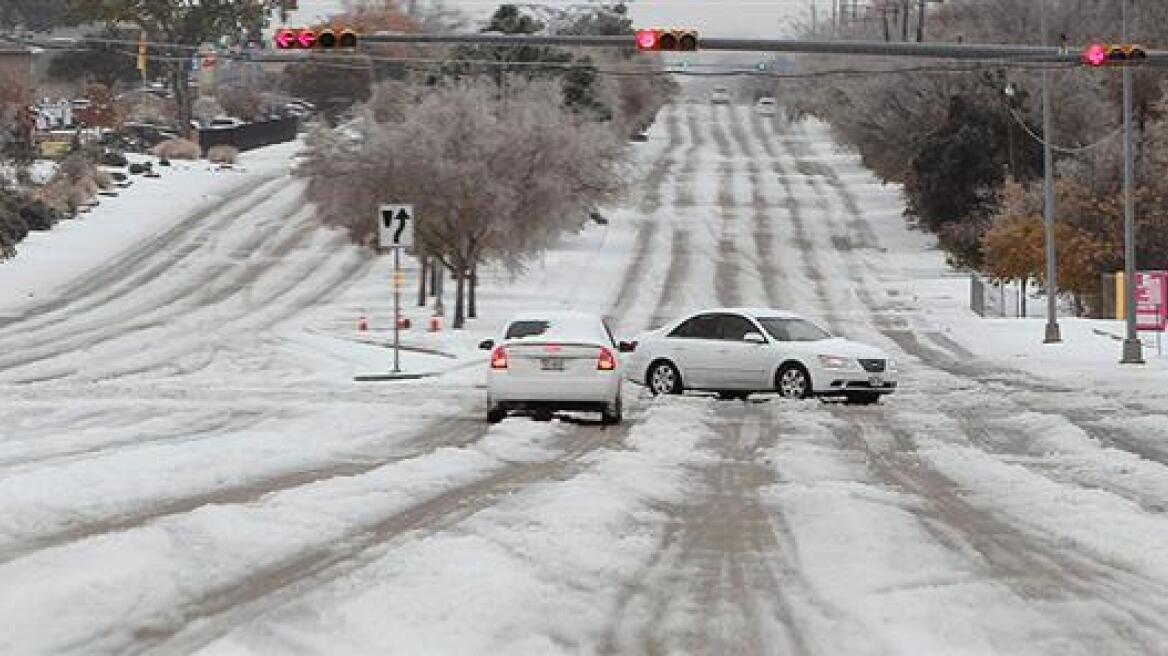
378, 204, 414, 373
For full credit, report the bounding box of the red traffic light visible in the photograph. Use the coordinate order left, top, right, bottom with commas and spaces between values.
1082, 43, 1107, 66
1082, 42, 1147, 67
635, 29, 658, 51
274, 27, 357, 50
634, 28, 699, 52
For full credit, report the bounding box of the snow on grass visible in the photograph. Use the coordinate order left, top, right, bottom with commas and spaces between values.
196, 398, 718, 656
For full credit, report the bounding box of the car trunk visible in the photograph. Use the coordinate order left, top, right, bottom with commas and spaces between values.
503, 342, 605, 377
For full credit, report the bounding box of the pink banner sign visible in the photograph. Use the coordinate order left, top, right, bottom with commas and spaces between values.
1135, 271, 1168, 332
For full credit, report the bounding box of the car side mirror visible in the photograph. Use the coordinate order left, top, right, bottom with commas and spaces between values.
618, 340, 637, 353
743, 332, 766, 344
478, 339, 494, 351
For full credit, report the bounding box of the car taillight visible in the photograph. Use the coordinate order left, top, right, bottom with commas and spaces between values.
598, 347, 616, 371
491, 346, 508, 369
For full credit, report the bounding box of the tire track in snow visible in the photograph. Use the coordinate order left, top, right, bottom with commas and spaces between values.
601, 401, 824, 655
0, 186, 316, 379
0, 175, 288, 338
132, 417, 637, 656
0, 413, 491, 565
607, 106, 683, 329
649, 103, 700, 327
832, 411, 1168, 650
711, 105, 742, 308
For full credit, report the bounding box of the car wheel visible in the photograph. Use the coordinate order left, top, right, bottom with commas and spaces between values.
776, 364, 812, 399
845, 392, 881, 406
487, 403, 507, 424
602, 395, 622, 425
532, 409, 553, 422
647, 360, 683, 396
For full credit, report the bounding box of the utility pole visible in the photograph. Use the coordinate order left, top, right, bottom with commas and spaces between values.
1041, 0, 1062, 343
1120, 0, 1144, 363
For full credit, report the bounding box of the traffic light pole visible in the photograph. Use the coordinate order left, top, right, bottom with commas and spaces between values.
1120, 0, 1144, 364
359, 33, 1168, 65
1040, 0, 1061, 343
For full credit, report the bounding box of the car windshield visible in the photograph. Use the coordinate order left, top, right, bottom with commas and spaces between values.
756, 317, 831, 341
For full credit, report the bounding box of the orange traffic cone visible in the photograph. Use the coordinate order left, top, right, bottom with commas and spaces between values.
428, 316, 442, 333
358, 314, 369, 332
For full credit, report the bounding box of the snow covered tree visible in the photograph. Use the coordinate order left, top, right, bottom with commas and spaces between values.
303, 79, 627, 328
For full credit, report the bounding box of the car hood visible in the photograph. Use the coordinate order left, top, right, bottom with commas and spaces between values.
805, 337, 887, 359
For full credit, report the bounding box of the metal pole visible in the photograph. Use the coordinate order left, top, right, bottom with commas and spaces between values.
1041, 0, 1061, 342
393, 246, 401, 373
1121, 0, 1144, 363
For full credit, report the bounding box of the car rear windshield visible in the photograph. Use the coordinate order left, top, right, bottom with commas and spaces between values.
505, 320, 550, 339
756, 317, 831, 342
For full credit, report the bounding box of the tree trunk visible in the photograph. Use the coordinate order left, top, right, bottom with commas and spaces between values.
881, 5, 890, 41
916, 0, 925, 42
417, 255, 428, 306
900, 0, 909, 41
171, 61, 193, 136
429, 257, 439, 296
453, 265, 466, 329
468, 260, 478, 319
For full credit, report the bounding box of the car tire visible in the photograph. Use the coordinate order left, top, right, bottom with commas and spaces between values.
647, 360, 683, 396
845, 392, 881, 406
487, 403, 507, 424
716, 391, 749, 401
775, 364, 812, 399
602, 395, 622, 425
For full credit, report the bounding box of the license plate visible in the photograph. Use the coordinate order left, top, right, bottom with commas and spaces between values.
540, 358, 565, 371
869, 375, 884, 387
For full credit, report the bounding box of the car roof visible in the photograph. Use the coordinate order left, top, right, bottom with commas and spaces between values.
691, 307, 804, 320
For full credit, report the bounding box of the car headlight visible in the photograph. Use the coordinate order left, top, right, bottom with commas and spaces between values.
817, 355, 859, 371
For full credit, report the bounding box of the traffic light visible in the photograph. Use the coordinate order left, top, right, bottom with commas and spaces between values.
635, 28, 699, 52
274, 27, 358, 50
1082, 43, 1147, 67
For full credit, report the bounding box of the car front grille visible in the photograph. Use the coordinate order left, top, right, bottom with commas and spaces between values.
858, 358, 885, 373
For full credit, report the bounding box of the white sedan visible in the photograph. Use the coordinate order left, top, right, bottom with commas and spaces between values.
625, 308, 897, 404
756, 96, 777, 116
479, 311, 629, 424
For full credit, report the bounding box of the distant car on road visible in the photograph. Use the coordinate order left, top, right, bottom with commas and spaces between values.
625, 308, 897, 404
479, 311, 631, 424
710, 86, 731, 104
207, 116, 245, 130
756, 96, 777, 117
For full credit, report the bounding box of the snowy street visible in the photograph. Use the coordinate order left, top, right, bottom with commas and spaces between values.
4, 82, 1168, 655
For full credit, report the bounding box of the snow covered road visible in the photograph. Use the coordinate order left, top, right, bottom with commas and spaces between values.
3, 89, 1168, 654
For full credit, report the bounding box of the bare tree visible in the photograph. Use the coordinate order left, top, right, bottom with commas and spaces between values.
302, 78, 627, 327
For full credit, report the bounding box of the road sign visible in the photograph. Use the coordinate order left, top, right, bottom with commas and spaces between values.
378, 204, 414, 250
1135, 271, 1167, 332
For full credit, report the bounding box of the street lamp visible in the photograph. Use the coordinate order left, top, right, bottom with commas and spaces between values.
1120, 0, 1143, 363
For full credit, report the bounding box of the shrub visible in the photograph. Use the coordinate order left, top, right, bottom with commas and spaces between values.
19, 199, 62, 231
150, 138, 200, 160
207, 145, 239, 165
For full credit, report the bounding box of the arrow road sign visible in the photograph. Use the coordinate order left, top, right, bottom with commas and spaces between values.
378, 204, 414, 250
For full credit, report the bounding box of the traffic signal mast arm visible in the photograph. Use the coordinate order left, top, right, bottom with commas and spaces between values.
360, 32, 1168, 65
